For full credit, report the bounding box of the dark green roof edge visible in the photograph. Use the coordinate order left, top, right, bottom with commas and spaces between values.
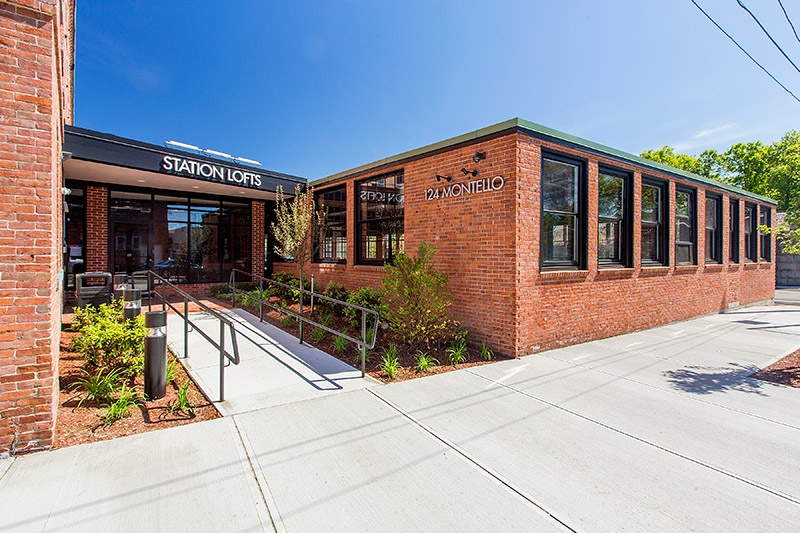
311, 118, 778, 206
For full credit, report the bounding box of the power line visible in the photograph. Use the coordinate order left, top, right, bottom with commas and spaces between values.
737, 0, 800, 75
778, 0, 800, 46
689, 0, 800, 104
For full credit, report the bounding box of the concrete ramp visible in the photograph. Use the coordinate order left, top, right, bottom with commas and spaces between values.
167, 308, 377, 415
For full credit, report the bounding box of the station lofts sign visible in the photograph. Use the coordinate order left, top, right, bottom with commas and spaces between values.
424, 176, 505, 201
160, 156, 263, 187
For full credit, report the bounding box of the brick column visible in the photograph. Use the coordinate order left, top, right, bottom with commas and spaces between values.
86, 186, 107, 272
0, 0, 73, 455
251, 201, 264, 278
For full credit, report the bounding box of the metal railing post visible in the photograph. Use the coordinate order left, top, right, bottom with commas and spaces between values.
310, 274, 315, 314
161, 279, 166, 312
231, 271, 236, 308
361, 310, 366, 378
259, 278, 264, 322
184, 296, 189, 359
147, 272, 152, 312
299, 277, 304, 345
219, 321, 225, 402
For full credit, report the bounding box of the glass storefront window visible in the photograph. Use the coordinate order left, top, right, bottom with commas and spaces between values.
357, 172, 404, 264
64, 188, 86, 290
316, 186, 347, 263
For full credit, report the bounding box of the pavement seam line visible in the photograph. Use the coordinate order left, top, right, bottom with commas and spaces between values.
0, 458, 14, 486
537, 351, 800, 432
465, 368, 800, 507
232, 417, 284, 533
367, 388, 577, 532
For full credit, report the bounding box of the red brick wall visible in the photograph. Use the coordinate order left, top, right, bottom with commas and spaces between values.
281, 130, 775, 359
0, 0, 73, 455
516, 134, 776, 355
251, 200, 264, 278
85, 185, 107, 272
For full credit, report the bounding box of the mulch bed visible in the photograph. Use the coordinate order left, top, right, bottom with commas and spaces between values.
751, 348, 800, 388
211, 295, 510, 383
55, 322, 219, 450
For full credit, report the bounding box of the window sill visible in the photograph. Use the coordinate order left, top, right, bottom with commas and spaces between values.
595, 267, 635, 279
703, 263, 724, 273
674, 264, 699, 274
639, 265, 671, 277
538, 270, 590, 283
743, 262, 759, 270
353, 264, 384, 271
758, 261, 773, 269
312, 262, 348, 270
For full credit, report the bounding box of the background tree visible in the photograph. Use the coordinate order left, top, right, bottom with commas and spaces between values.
641, 129, 800, 253
271, 184, 327, 297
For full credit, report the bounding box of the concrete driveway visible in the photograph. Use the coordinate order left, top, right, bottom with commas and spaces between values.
2, 304, 799, 531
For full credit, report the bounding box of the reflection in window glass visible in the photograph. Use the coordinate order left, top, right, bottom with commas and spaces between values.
316, 186, 347, 262
705, 196, 720, 262
598, 172, 624, 264
744, 204, 757, 261
730, 199, 740, 262
675, 190, 695, 265
641, 183, 664, 264
760, 207, 771, 261
357, 172, 404, 263
541, 157, 581, 267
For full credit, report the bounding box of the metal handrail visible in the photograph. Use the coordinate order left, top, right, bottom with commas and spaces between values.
131, 270, 240, 402
228, 268, 379, 378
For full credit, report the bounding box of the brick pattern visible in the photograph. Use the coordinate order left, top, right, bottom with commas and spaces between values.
251, 200, 264, 278
279, 130, 776, 359
85, 185, 107, 272
0, 0, 72, 454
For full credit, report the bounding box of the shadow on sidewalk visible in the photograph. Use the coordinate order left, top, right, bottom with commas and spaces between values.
663, 363, 768, 396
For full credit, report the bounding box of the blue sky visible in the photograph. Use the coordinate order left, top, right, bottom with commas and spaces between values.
75, 1, 800, 179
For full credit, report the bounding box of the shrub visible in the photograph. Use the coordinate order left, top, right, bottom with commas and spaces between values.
414, 350, 439, 373
271, 272, 309, 303
71, 303, 146, 376
344, 287, 383, 328
322, 281, 349, 312
209, 284, 230, 297
381, 241, 456, 346
446, 337, 467, 366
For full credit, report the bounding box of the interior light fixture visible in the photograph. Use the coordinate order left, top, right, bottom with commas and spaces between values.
165, 140, 200, 151
436, 174, 452, 182
461, 168, 478, 177
472, 151, 486, 163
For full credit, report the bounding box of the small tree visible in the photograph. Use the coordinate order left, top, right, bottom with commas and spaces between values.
381, 241, 456, 347
271, 184, 326, 299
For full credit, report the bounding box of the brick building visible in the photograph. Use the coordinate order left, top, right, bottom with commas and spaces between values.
0, 1, 777, 455
276, 119, 777, 358
0, 0, 75, 455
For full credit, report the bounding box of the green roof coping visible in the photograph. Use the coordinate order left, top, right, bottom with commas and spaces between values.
311, 118, 778, 206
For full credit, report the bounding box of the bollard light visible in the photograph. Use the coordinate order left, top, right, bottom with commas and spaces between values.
144, 310, 167, 400
123, 288, 142, 321
113, 273, 128, 300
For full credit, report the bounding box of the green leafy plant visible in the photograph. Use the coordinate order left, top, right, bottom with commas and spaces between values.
414, 350, 439, 372
209, 284, 231, 298
70, 367, 123, 406
344, 287, 383, 328
379, 344, 400, 379
104, 384, 141, 423
312, 327, 325, 344
71, 302, 146, 376
334, 327, 349, 353
166, 358, 178, 384
320, 308, 335, 328
323, 281, 349, 312
169, 381, 195, 415
279, 314, 293, 328
381, 241, 456, 346
479, 341, 493, 361
446, 337, 467, 366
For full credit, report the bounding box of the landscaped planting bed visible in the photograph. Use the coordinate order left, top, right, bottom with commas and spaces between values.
55, 303, 218, 449
752, 347, 800, 389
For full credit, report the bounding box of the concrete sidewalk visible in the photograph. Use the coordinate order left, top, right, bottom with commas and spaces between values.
2, 305, 800, 531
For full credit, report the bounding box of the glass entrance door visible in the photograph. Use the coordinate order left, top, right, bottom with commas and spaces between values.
113, 222, 151, 275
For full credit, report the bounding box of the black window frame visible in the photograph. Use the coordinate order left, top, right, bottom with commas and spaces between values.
744, 202, 757, 262
597, 165, 632, 269
314, 185, 348, 264
540, 150, 588, 271
759, 206, 771, 262
675, 186, 697, 266
729, 198, 740, 263
355, 170, 405, 266
704, 193, 722, 264
640, 177, 669, 266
